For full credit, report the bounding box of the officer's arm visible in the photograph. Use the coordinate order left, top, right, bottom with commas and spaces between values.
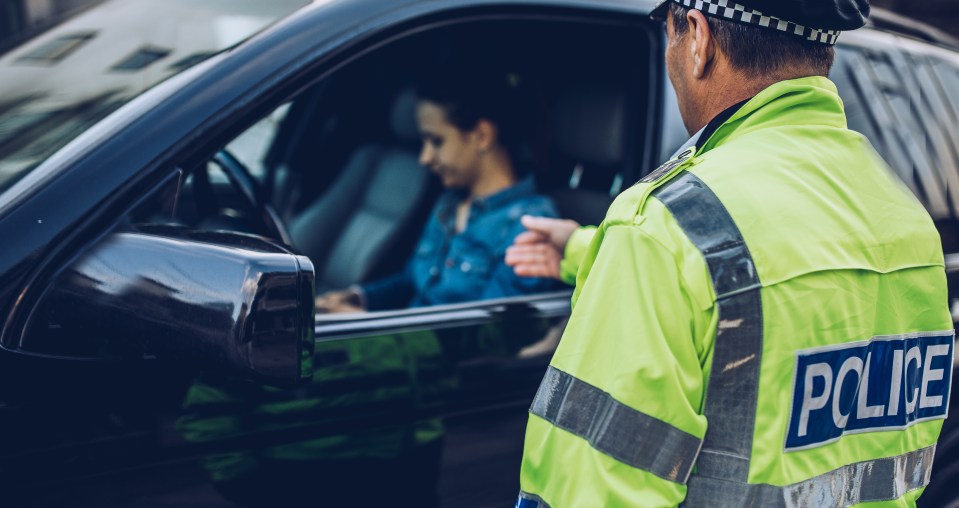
558, 226, 596, 285
520, 223, 713, 507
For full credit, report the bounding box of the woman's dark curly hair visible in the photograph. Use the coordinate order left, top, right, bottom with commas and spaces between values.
415, 61, 532, 170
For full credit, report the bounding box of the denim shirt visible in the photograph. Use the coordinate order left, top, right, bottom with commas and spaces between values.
362, 177, 561, 311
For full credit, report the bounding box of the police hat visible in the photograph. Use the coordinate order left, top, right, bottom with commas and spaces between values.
651, 0, 870, 45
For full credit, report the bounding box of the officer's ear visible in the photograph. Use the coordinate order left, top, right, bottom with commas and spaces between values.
686, 9, 716, 79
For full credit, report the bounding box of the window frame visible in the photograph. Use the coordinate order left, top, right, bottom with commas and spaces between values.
176, 6, 664, 334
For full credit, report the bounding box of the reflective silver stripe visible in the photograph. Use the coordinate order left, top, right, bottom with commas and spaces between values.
516, 491, 551, 508
653, 171, 763, 482
682, 445, 936, 507
530, 366, 703, 484
653, 172, 938, 506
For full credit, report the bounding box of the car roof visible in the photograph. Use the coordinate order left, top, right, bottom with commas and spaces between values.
4, 0, 660, 200
867, 7, 959, 50
5, 0, 957, 216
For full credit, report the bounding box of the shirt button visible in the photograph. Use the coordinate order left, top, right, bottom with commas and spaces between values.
429, 267, 439, 277
461, 261, 472, 272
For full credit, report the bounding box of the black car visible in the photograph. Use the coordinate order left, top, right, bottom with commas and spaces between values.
0, 0, 958, 506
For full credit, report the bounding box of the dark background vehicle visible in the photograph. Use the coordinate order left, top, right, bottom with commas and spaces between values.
872, 0, 959, 41
0, 0, 957, 506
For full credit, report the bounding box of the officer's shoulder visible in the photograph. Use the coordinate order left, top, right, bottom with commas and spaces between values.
604, 148, 698, 226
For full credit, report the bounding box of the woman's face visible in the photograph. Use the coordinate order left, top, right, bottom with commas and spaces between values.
416, 100, 485, 190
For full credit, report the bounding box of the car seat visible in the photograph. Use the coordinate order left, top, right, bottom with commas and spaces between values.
545, 83, 625, 226
288, 88, 432, 292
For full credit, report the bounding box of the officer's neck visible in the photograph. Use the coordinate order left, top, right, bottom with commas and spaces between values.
683, 66, 813, 136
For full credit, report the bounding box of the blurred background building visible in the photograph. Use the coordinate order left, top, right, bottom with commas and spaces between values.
1, 0, 101, 53
0, 0, 309, 180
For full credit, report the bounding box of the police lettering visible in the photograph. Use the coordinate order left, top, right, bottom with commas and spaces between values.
786, 334, 953, 451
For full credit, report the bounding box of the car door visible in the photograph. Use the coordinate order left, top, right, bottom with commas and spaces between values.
0, 1, 661, 506
167, 8, 658, 507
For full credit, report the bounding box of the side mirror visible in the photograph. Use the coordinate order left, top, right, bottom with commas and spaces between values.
16, 226, 314, 386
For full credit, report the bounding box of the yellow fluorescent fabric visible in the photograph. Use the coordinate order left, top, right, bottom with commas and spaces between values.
520, 76, 952, 507
524, 219, 713, 507
560, 226, 597, 286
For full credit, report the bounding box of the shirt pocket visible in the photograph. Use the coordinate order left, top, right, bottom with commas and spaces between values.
451, 250, 491, 279
416, 239, 437, 258
439, 246, 494, 302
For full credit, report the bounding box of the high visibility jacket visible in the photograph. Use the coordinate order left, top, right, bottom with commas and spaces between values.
519, 77, 954, 507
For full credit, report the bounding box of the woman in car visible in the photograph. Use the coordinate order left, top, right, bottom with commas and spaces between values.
316, 64, 561, 312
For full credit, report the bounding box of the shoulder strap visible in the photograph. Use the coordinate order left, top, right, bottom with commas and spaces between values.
652, 170, 763, 484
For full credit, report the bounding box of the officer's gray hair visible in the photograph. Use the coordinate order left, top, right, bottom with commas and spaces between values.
669, 4, 835, 77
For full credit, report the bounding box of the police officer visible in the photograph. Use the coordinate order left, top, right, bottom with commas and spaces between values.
507, 0, 954, 506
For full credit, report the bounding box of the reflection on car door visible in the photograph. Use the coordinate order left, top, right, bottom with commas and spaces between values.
177, 294, 569, 506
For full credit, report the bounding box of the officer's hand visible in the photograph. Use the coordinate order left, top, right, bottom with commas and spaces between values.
505, 216, 580, 280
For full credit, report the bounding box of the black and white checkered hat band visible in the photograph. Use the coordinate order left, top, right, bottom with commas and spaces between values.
672, 0, 842, 45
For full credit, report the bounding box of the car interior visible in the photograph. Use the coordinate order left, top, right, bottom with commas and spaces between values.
167, 17, 655, 307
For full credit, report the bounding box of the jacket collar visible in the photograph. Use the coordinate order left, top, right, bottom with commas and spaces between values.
698, 76, 846, 155
438, 175, 537, 230
442, 174, 537, 211
472, 174, 537, 211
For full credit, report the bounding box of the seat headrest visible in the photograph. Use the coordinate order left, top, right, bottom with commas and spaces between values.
550, 84, 626, 167
390, 87, 420, 144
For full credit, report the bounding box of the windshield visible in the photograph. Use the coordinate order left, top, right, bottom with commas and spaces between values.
0, 0, 310, 195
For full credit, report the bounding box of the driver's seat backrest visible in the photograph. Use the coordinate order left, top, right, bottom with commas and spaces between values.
545, 83, 624, 226
288, 88, 431, 292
